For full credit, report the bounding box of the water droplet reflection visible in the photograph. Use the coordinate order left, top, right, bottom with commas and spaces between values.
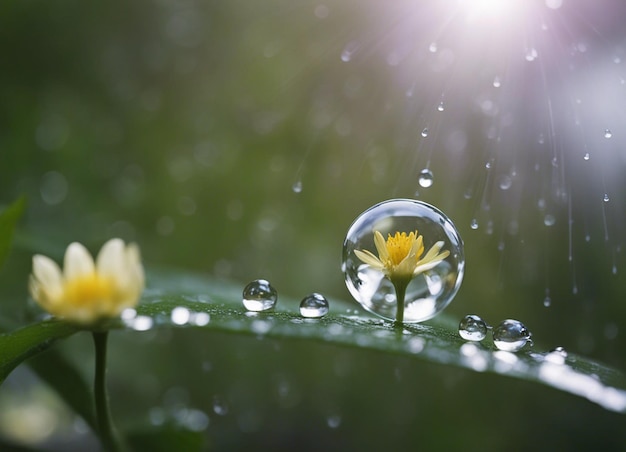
299, 293, 330, 318
243, 279, 278, 312
418, 168, 434, 188
459, 314, 488, 341
493, 319, 532, 352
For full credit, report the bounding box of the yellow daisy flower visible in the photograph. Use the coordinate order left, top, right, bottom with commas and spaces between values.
29, 238, 144, 325
354, 230, 449, 323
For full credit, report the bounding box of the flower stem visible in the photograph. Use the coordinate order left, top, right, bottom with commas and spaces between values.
393, 280, 409, 326
93, 331, 122, 452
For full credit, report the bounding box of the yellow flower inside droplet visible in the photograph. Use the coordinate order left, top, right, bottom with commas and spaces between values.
29, 239, 144, 325
355, 230, 449, 282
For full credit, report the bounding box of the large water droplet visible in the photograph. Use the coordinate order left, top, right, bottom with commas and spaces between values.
604, 129, 612, 138
342, 199, 464, 323
492, 319, 532, 352
299, 293, 330, 318
242, 279, 277, 312
458, 314, 488, 341
418, 169, 434, 188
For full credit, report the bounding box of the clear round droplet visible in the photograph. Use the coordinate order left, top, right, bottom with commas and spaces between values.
493, 76, 501, 88
242, 279, 277, 312
492, 319, 532, 352
299, 293, 330, 318
543, 296, 552, 307
458, 314, 488, 341
583, 152, 590, 161
437, 101, 445, 112
603, 193, 610, 202
418, 169, 434, 188
604, 129, 612, 138
470, 219, 478, 230
342, 199, 464, 323
421, 127, 429, 138
498, 175, 512, 190
292, 180, 302, 193
544, 214, 556, 226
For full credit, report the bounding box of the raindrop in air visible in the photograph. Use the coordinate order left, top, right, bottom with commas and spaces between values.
299, 293, 330, 318
498, 175, 512, 190
428, 42, 437, 53
543, 296, 551, 307
492, 319, 532, 352
421, 127, 429, 138
342, 199, 464, 323
292, 180, 302, 193
603, 193, 610, 202
544, 214, 556, 226
437, 101, 445, 112
583, 152, 590, 161
493, 76, 501, 88
458, 314, 488, 341
242, 279, 278, 312
470, 219, 478, 230
604, 129, 612, 138
418, 168, 434, 188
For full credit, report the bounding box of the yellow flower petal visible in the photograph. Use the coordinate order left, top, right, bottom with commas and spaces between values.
354, 249, 384, 269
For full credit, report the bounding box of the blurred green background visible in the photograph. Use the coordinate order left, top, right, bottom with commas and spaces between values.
1, 0, 626, 450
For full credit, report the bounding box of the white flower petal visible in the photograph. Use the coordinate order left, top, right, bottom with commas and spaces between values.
64, 242, 95, 280
420, 241, 446, 263
373, 231, 389, 262
32, 254, 63, 292
96, 238, 125, 279
354, 249, 384, 269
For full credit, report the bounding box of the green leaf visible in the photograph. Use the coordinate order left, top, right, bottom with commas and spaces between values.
1, 269, 625, 416
0, 319, 79, 385
0, 197, 26, 270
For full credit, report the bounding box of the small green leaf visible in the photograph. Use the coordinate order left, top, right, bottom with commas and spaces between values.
0, 197, 26, 270
0, 319, 79, 384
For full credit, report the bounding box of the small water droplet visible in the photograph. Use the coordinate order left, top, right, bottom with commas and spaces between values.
583, 152, 590, 161
213, 396, 229, 416
545, 346, 568, 365
493, 76, 501, 88
171, 307, 191, 325
341, 41, 359, 62
544, 214, 556, 226
470, 219, 479, 230
604, 129, 612, 138
459, 314, 488, 341
418, 168, 434, 188
242, 279, 278, 312
437, 101, 445, 112
493, 319, 532, 352
292, 180, 302, 193
421, 127, 429, 138
485, 160, 492, 169
525, 48, 538, 61
299, 293, 330, 318
543, 296, 552, 307
498, 175, 512, 190
428, 42, 437, 53
603, 193, 610, 202
327, 415, 342, 429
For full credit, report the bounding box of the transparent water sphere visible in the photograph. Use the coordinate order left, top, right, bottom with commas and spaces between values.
459, 314, 488, 341
299, 293, 330, 318
418, 169, 434, 188
492, 319, 532, 352
242, 279, 277, 312
342, 199, 464, 323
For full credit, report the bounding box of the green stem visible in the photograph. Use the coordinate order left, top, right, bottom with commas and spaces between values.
93, 331, 122, 452
393, 279, 409, 326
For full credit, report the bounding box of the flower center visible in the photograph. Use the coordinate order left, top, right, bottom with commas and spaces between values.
63, 274, 116, 306
385, 231, 418, 266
